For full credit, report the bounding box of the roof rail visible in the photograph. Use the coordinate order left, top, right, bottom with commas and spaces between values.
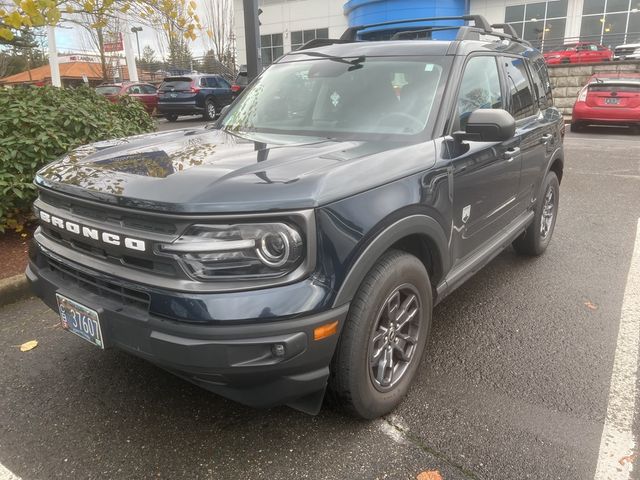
491, 23, 518, 38
340, 15, 492, 41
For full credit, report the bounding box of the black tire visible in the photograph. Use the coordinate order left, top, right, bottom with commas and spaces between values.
204, 98, 217, 120
329, 250, 432, 419
570, 122, 582, 133
513, 171, 560, 256
165, 114, 178, 122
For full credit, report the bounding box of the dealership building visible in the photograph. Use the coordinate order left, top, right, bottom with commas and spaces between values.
233, 0, 640, 65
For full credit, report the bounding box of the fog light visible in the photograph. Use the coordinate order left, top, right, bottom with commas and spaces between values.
271, 343, 286, 357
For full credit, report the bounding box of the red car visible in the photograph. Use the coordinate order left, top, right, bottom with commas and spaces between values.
95, 82, 158, 114
544, 42, 613, 64
571, 73, 640, 132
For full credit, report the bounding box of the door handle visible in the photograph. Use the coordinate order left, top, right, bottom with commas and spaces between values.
503, 147, 520, 161
541, 133, 553, 144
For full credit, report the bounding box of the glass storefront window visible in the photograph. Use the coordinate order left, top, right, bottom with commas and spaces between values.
580, 15, 604, 42
505, 1, 567, 50
606, 0, 631, 12
546, 0, 568, 18
583, 0, 606, 14
525, 2, 546, 21
505, 5, 525, 22
602, 12, 629, 46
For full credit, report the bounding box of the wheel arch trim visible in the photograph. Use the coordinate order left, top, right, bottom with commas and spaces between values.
332, 214, 450, 308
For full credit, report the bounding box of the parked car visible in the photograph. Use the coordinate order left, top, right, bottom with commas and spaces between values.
95, 82, 158, 114
614, 40, 640, 60
543, 42, 613, 64
572, 73, 640, 132
231, 71, 248, 97
157, 74, 234, 122
28, 15, 564, 419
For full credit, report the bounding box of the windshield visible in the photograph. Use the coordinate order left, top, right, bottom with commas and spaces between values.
95, 86, 121, 95
221, 56, 448, 139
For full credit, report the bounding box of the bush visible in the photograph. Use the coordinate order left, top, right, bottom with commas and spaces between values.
0, 86, 155, 231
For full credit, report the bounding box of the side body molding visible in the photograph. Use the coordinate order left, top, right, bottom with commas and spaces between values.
332, 214, 450, 308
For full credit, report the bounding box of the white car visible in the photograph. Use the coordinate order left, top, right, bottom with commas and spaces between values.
614, 41, 640, 60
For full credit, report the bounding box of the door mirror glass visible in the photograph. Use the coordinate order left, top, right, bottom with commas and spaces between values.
455, 109, 516, 142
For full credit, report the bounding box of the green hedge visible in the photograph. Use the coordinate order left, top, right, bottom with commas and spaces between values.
0, 86, 155, 231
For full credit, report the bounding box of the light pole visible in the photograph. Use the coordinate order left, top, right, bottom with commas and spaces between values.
130, 26, 142, 59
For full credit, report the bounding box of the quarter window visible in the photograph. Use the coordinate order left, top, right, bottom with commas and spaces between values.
505, 58, 537, 120
456, 56, 503, 130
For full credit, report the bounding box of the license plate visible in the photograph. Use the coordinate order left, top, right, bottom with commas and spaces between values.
56, 294, 104, 349
605, 97, 620, 104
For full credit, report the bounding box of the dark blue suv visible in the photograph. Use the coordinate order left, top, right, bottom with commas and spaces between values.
158, 74, 234, 122
27, 16, 564, 418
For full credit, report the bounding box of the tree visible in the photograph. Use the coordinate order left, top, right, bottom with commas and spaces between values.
203, 0, 234, 69
0, 0, 201, 44
166, 37, 192, 72
137, 44, 160, 71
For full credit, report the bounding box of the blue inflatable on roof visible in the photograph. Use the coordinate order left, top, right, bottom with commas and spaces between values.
343, 0, 470, 40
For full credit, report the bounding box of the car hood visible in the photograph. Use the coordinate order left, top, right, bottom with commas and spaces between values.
36, 127, 436, 213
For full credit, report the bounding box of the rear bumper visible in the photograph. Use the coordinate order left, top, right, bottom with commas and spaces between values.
158, 101, 202, 115
26, 251, 348, 413
573, 103, 640, 124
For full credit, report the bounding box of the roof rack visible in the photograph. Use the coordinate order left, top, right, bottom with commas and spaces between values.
340, 15, 493, 41
294, 15, 532, 53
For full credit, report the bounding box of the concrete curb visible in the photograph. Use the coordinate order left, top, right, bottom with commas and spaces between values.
0, 273, 32, 307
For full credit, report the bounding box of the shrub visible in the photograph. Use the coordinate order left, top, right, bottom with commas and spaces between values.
0, 85, 155, 232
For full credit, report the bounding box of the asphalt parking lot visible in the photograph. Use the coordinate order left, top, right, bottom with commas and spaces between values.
1, 126, 639, 480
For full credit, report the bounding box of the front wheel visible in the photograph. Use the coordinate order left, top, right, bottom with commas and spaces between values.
513, 171, 560, 256
329, 250, 432, 419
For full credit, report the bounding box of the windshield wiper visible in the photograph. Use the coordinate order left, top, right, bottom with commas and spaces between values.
285, 51, 366, 70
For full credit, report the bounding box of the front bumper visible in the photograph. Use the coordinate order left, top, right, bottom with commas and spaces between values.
27, 252, 348, 413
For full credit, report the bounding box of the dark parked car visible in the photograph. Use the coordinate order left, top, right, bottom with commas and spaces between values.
157, 74, 234, 121
231, 71, 248, 97
95, 82, 158, 114
28, 15, 563, 419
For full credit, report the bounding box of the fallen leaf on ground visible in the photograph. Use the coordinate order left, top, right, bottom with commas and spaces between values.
584, 301, 598, 310
19, 340, 38, 352
417, 470, 443, 480
619, 454, 637, 465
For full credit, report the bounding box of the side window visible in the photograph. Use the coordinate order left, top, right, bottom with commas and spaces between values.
217, 78, 231, 89
528, 57, 552, 109
456, 56, 502, 130
127, 85, 142, 94
142, 85, 157, 94
504, 57, 537, 120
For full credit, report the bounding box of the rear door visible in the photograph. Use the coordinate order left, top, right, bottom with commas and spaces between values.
446, 55, 523, 264
215, 77, 234, 105
503, 56, 548, 210
158, 77, 197, 105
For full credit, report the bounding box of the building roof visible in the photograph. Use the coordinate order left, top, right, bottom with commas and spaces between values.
0, 62, 106, 85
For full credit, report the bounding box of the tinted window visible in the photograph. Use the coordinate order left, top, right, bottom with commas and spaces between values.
159, 78, 193, 91
528, 57, 552, 109
95, 86, 121, 95
235, 73, 248, 86
456, 56, 503, 130
504, 57, 537, 119
217, 78, 231, 89
589, 83, 640, 92
141, 85, 157, 94
203, 77, 218, 87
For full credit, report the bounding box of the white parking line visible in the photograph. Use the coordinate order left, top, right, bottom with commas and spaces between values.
594, 218, 640, 480
0, 463, 21, 480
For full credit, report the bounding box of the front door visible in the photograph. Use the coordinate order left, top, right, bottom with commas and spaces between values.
445, 55, 522, 265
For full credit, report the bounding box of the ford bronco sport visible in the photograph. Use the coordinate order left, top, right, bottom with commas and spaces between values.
27, 16, 564, 419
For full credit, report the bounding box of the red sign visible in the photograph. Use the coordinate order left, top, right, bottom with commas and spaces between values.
104, 33, 123, 52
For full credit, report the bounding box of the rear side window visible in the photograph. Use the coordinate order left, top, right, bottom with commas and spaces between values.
141, 84, 157, 94
159, 78, 193, 91
217, 78, 231, 89
95, 86, 120, 95
504, 57, 537, 120
528, 57, 553, 109
456, 56, 503, 130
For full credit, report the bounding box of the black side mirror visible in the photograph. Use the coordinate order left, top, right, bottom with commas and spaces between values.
453, 109, 516, 143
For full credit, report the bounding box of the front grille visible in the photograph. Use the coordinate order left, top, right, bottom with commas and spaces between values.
47, 257, 151, 311
615, 47, 636, 55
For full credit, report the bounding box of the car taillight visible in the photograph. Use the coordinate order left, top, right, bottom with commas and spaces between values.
231, 84, 241, 93
191, 84, 200, 93
577, 87, 588, 102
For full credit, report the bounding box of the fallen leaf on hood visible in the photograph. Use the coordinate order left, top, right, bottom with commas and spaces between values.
584, 301, 598, 310
417, 471, 443, 480
619, 454, 637, 465
19, 340, 38, 352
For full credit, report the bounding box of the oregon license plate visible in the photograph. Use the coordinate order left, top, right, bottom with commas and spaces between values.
56, 294, 104, 349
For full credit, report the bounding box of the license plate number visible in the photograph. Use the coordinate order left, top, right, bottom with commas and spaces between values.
605, 97, 619, 104
56, 294, 104, 349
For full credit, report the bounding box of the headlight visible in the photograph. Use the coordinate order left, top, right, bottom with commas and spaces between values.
159, 223, 304, 281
